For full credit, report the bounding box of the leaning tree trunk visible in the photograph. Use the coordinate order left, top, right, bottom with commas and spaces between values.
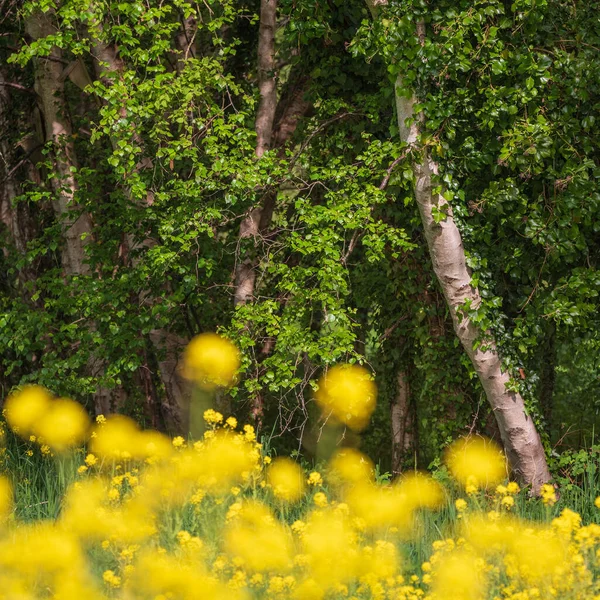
366, 1, 550, 492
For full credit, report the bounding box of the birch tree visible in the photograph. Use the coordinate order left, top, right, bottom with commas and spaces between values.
364, 0, 550, 491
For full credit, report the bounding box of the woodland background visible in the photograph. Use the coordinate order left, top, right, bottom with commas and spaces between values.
0, 0, 598, 479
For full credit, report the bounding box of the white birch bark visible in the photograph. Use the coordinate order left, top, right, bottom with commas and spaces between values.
366, 0, 550, 491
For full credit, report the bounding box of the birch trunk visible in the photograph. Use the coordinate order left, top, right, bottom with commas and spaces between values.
366, 1, 550, 492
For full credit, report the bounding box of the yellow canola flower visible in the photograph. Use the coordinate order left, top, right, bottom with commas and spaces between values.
89, 415, 142, 460
90, 415, 172, 462
506, 525, 566, 583
4, 385, 52, 438
302, 509, 360, 590
445, 437, 506, 490
541, 483, 557, 506
314, 364, 376, 431
267, 458, 305, 502
34, 398, 90, 452
429, 550, 487, 600
345, 474, 441, 532
182, 333, 241, 389
224, 501, 293, 572
0, 476, 12, 523
0, 521, 85, 576
328, 448, 374, 487
126, 548, 244, 600
356, 540, 399, 580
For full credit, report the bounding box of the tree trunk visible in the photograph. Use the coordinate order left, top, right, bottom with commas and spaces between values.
25, 10, 92, 277
391, 369, 415, 475
25, 9, 119, 415
255, 0, 278, 159
366, 1, 550, 492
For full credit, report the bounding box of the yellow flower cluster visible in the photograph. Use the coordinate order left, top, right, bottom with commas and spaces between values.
3, 338, 600, 600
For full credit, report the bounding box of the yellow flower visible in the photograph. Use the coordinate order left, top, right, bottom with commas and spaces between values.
313, 492, 328, 507
430, 551, 487, 600
84, 453, 98, 467
314, 364, 377, 431
203, 409, 224, 425
455, 498, 468, 512
172, 436, 186, 448
501, 495, 515, 510
540, 483, 557, 506
506, 481, 520, 494
77, 465, 88, 474
103, 570, 121, 588
4, 385, 52, 437
267, 458, 305, 502
328, 448, 374, 486
445, 437, 506, 489
224, 502, 293, 572
0, 476, 12, 521
182, 333, 240, 389
226, 417, 238, 429
34, 398, 90, 452
307, 472, 323, 486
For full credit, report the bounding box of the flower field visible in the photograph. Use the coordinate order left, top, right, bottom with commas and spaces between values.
1, 335, 600, 599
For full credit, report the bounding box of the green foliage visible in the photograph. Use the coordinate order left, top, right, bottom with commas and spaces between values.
0, 0, 598, 470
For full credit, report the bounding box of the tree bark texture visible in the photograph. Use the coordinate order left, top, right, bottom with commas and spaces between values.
366, 0, 550, 492
255, 0, 278, 159
25, 10, 92, 277
391, 369, 415, 475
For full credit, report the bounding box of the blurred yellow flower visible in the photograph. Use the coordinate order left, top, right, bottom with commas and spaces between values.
313, 492, 328, 507
224, 502, 293, 572
183, 333, 240, 389
328, 448, 374, 486
90, 415, 141, 460
4, 385, 52, 438
34, 398, 90, 452
445, 437, 506, 489
267, 458, 305, 502
314, 364, 376, 431
0, 476, 12, 521
430, 550, 487, 600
